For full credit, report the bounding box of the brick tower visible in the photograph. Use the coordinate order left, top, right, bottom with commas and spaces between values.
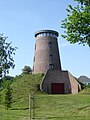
33, 30, 61, 74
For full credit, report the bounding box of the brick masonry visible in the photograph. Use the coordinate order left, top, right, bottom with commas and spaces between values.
33, 30, 61, 74
40, 70, 81, 94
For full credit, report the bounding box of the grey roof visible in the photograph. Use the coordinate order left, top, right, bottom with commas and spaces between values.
78, 76, 90, 82
34, 29, 59, 37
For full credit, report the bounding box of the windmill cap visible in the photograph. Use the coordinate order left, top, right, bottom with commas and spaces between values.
35, 30, 59, 37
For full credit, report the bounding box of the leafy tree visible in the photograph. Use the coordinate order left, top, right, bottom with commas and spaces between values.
0, 76, 13, 90
22, 65, 32, 74
61, 0, 90, 46
0, 34, 17, 79
3, 76, 14, 88
5, 85, 12, 110
0, 79, 3, 88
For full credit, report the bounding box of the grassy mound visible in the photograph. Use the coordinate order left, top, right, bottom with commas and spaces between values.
0, 74, 90, 120
11, 73, 44, 109
79, 87, 90, 94
1, 94, 90, 120
0, 73, 44, 109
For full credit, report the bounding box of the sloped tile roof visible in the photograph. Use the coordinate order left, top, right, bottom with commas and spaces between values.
78, 76, 90, 82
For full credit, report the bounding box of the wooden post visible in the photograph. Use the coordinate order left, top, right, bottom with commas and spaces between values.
29, 94, 31, 120
32, 95, 35, 119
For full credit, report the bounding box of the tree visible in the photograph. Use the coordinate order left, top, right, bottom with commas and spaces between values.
22, 65, 32, 74
61, 0, 90, 46
5, 85, 12, 110
0, 76, 14, 89
0, 34, 17, 79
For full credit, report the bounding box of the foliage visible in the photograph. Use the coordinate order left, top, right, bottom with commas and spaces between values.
85, 84, 90, 88
5, 85, 12, 110
22, 65, 32, 74
80, 87, 90, 94
0, 76, 14, 90
11, 74, 43, 97
61, 0, 90, 46
77, 80, 86, 89
0, 34, 17, 79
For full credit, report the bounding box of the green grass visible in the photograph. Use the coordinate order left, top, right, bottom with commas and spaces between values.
35, 94, 90, 120
1, 94, 90, 120
0, 74, 90, 120
79, 87, 90, 94
0, 105, 28, 120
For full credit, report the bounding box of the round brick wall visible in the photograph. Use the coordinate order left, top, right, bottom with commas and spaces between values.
33, 30, 62, 74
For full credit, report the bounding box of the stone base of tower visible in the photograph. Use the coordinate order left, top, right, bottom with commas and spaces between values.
40, 70, 81, 94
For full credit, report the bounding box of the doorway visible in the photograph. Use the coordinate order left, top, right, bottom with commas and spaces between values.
51, 83, 64, 94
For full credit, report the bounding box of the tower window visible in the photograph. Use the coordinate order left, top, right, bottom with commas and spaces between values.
33, 57, 35, 62
35, 44, 36, 50
49, 42, 52, 48
33, 66, 34, 71
49, 54, 53, 60
49, 64, 54, 70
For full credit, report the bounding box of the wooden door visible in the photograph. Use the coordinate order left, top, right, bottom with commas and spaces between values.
51, 83, 64, 94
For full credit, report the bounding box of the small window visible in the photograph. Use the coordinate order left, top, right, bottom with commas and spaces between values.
46, 33, 49, 36
49, 54, 53, 60
49, 42, 52, 48
43, 33, 46, 36
33, 66, 34, 71
35, 44, 36, 50
37, 34, 40, 37
52, 34, 57, 38
39, 34, 41, 36
40, 33, 43, 36
33, 57, 35, 62
49, 64, 54, 70
50, 33, 52, 36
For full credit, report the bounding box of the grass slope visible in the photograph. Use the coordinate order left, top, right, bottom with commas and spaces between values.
0, 74, 90, 120
11, 73, 44, 109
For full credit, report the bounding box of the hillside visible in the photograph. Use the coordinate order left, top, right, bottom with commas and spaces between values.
0, 73, 44, 109
11, 73, 44, 109
0, 74, 90, 120
79, 87, 90, 94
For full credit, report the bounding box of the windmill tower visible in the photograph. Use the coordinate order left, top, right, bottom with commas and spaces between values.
33, 30, 61, 74
32, 29, 81, 94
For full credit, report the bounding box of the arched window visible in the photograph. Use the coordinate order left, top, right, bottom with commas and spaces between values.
35, 44, 36, 50
33, 57, 35, 62
49, 64, 54, 70
49, 54, 53, 60
48, 42, 52, 48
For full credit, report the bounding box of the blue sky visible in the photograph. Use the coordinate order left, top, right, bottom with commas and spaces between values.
0, 0, 90, 78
